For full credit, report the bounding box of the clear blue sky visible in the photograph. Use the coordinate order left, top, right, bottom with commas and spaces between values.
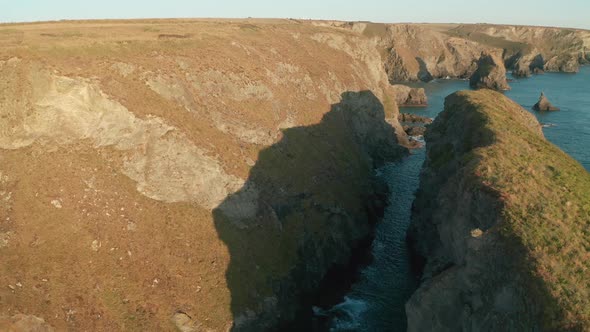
3, 0, 589, 30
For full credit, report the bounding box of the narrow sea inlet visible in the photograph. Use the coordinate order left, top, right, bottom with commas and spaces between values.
324, 66, 590, 331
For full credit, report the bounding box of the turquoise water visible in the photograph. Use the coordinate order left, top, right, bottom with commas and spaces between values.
326, 67, 590, 331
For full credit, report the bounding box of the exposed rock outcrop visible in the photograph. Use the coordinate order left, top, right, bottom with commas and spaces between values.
403, 125, 427, 137
381, 24, 484, 82
391, 84, 428, 106
351, 23, 590, 83
544, 54, 580, 73
533, 92, 560, 111
469, 52, 511, 91
511, 51, 545, 77
398, 113, 433, 125
406, 90, 590, 331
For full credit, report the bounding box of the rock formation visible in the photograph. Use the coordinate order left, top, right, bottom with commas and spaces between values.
335, 22, 590, 83
403, 125, 427, 137
533, 92, 560, 111
469, 52, 511, 90
381, 24, 484, 82
398, 113, 433, 124
391, 85, 428, 106
511, 51, 545, 77
407, 90, 590, 331
316, 22, 590, 82
544, 54, 580, 73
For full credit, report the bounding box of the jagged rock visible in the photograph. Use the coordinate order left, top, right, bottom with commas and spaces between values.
469, 52, 510, 91
398, 113, 433, 124
512, 52, 544, 77
406, 90, 590, 331
383, 25, 484, 82
403, 125, 427, 137
533, 92, 560, 111
544, 54, 580, 73
391, 85, 428, 106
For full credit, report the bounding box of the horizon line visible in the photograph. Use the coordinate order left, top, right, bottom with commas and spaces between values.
0, 17, 588, 32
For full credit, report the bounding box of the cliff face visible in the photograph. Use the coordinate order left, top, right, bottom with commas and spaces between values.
469, 52, 511, 91
446, 25, 590, 74
381, 24, 486, 82
407, 90, 590, 331
0, 19, 407, 331
327, 22, 590, 82
313, 22, 590, 83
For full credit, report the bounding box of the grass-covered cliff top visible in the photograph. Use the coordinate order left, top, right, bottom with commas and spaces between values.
441, 90, 590, 329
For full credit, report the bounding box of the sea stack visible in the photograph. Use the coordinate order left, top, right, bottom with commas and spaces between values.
469, 52, 511, 91
533, 92, 560, 111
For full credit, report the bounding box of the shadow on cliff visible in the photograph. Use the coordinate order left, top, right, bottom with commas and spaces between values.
213, 91, 407, 331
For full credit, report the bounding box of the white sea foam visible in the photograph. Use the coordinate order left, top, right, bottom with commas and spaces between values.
329, 296, 368, 331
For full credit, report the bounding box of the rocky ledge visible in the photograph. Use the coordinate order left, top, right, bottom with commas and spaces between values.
407, 90, 590, 331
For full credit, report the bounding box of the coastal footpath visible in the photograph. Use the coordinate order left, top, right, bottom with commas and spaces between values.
407, 90, 590, 331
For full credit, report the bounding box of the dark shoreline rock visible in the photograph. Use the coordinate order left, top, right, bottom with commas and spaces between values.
533, 92, 560, 111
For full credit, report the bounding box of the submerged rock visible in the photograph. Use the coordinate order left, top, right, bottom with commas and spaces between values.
469, 52, 510, 91
533, 92, 560, 111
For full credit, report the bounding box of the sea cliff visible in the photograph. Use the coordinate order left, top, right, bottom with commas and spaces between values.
407, 90, 590, 331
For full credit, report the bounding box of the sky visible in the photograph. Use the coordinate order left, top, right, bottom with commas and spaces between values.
2, 0, 589, 30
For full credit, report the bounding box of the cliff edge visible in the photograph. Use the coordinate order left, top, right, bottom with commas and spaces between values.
407, 90, 590, 331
